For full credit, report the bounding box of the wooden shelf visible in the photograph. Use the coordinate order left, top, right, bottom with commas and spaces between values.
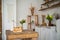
41, 0, 57, 5
39, 2, 60, 11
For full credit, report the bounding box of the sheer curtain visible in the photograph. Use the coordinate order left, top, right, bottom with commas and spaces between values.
56, 19, 60, 40
35, 26, 57, 40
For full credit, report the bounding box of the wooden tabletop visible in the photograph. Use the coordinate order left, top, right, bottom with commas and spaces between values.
6, 30, 38, 38
6, 30, 38, 35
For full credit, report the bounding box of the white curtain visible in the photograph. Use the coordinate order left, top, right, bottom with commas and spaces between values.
35, 27, 57, 40
56, 19, 60, 40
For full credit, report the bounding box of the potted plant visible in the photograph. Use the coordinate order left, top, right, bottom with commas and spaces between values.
20, 19, 26, 27
18, 19, 25, 32
31, 20, 35, 31
46, 14, 53, 26
31, 20, 34, 24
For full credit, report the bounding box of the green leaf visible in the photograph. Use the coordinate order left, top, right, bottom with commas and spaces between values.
46, 14, 53, 21
20, 19, 26, 25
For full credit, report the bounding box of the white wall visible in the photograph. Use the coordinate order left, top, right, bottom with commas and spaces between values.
2, 0, 16, 40
16, 0, 43, 29
16, 0, 60, 28
2, 0, 60, 40
16, 0, 60, 26
16, 0, 60, 40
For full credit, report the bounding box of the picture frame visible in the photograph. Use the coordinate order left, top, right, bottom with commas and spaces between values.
27, 15, 31, 30
35, 15, 39, 26
27, 15, 31, 24
27, 23, 31, 30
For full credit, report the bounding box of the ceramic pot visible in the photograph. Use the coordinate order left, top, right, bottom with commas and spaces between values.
48, 21, 52, 26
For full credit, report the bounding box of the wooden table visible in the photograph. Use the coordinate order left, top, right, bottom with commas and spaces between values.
6, 30, 38, 40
